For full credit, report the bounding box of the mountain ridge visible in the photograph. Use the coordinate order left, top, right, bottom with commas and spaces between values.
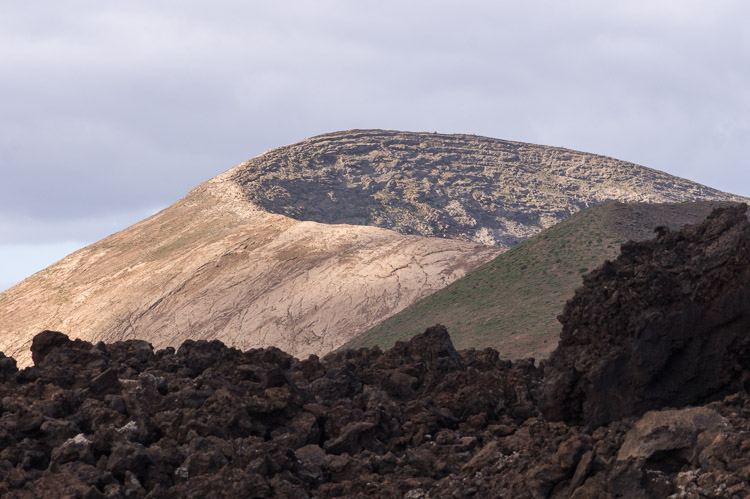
227, 129, 746, 247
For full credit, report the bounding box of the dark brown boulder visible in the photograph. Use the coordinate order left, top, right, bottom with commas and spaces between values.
30, 330, 71, 365
0, 351, 17, 381
541, 204, 750, 427
389, 324, 463, 371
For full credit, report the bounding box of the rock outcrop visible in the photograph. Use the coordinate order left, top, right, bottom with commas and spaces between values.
232, 130, 747, 247
0, 327, 545, 498
541, 204, 750, 428
4, 322, 750, 497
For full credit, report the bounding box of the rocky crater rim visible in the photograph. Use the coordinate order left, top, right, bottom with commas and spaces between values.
219, 129, 747, 247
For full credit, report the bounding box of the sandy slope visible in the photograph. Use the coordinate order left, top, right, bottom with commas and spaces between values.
0, 173, 500, 367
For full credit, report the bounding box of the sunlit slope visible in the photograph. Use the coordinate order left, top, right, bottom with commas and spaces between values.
0, 173, 500, 367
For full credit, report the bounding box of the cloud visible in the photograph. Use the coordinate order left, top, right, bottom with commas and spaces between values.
1, 0, 749, 285
0, 206, 164, 245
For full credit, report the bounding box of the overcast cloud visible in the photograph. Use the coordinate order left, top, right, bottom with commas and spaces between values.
1, 0, 749, 291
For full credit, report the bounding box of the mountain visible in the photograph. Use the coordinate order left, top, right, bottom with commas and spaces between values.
344, 201, 746, 358
0, 130, 745, 367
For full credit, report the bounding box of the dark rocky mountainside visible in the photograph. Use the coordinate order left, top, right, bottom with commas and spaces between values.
230, 129, 746, 247
541, 203, 750, 428
1, 205, 750, 497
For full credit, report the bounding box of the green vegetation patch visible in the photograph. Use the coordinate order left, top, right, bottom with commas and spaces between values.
343, 201, 733, 360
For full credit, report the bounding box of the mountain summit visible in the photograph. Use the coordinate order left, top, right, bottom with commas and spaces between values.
0, 130, 745, 366
228, 130, 744, 247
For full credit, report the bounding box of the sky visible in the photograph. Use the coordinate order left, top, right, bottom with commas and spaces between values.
1, 0, 749, 292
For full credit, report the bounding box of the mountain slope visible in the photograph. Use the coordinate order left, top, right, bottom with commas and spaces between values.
0, 129, 746, 367
345, 201, 744, 359
0, 174, 500, 367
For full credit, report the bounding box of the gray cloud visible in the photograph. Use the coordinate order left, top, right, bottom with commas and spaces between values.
1, 0, 749, 286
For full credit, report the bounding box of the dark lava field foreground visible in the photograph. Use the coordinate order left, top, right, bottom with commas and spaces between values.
1, 204, 750, 498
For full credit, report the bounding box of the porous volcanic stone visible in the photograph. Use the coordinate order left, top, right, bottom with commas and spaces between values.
541, 204, 750, 427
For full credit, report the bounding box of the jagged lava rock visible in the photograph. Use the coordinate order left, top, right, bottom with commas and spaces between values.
30, 330, 71, 365
0, 327, 543, 497
616, 406, 726, 462
4, 324, 750, 495
541, 204, 750, 428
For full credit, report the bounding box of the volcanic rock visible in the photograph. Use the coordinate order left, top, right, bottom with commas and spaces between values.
3, 319, 750, 496
616, 406, 726, 462
0, 325, 544, 497
30, 330, 71, 365
541, 204, 750, 428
